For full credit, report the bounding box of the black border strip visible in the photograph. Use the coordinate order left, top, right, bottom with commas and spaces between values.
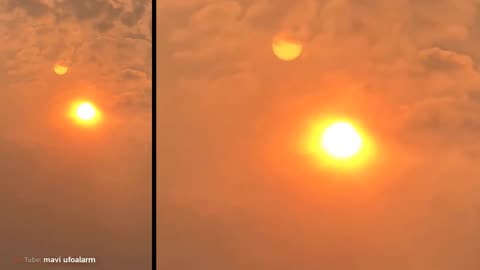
151, 0, 157, 269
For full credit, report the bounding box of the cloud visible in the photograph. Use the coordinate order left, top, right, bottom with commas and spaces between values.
5, 0, 51, 17
0, 1, 151, 268
419, 47, 476, 72
56, 0, 122, 21
0, 0, 151, 96
159, 0, 480, 269
122, 67, 147, 80
120, 0, 147, 26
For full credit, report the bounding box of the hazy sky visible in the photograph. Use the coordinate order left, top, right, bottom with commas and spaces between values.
159, 0, 480, 269
1, 0, 151, 269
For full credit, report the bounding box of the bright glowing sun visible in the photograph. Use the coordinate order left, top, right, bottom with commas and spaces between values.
76, 103, 96, 120
321, 122, 362, 159
70, 101, 101, 125
303, 118, 375, 171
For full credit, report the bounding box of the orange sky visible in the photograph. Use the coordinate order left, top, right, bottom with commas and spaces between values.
159, 0, 480, 269
1, 1, 151, 269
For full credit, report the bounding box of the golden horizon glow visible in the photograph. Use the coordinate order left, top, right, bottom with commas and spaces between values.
303, 117, 375, 171
272, 38, 303, 61
53, 63, 68, 75
69, 101, 101, 126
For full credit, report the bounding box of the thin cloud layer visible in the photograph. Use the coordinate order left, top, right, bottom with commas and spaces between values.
1, 0, 151, 269
159, 0, 480, 269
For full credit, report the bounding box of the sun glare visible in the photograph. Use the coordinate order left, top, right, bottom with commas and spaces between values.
304, 118, 374, 171
322, 122, 362, 159
70, 101, 101, 126
77, 103, 96, 120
